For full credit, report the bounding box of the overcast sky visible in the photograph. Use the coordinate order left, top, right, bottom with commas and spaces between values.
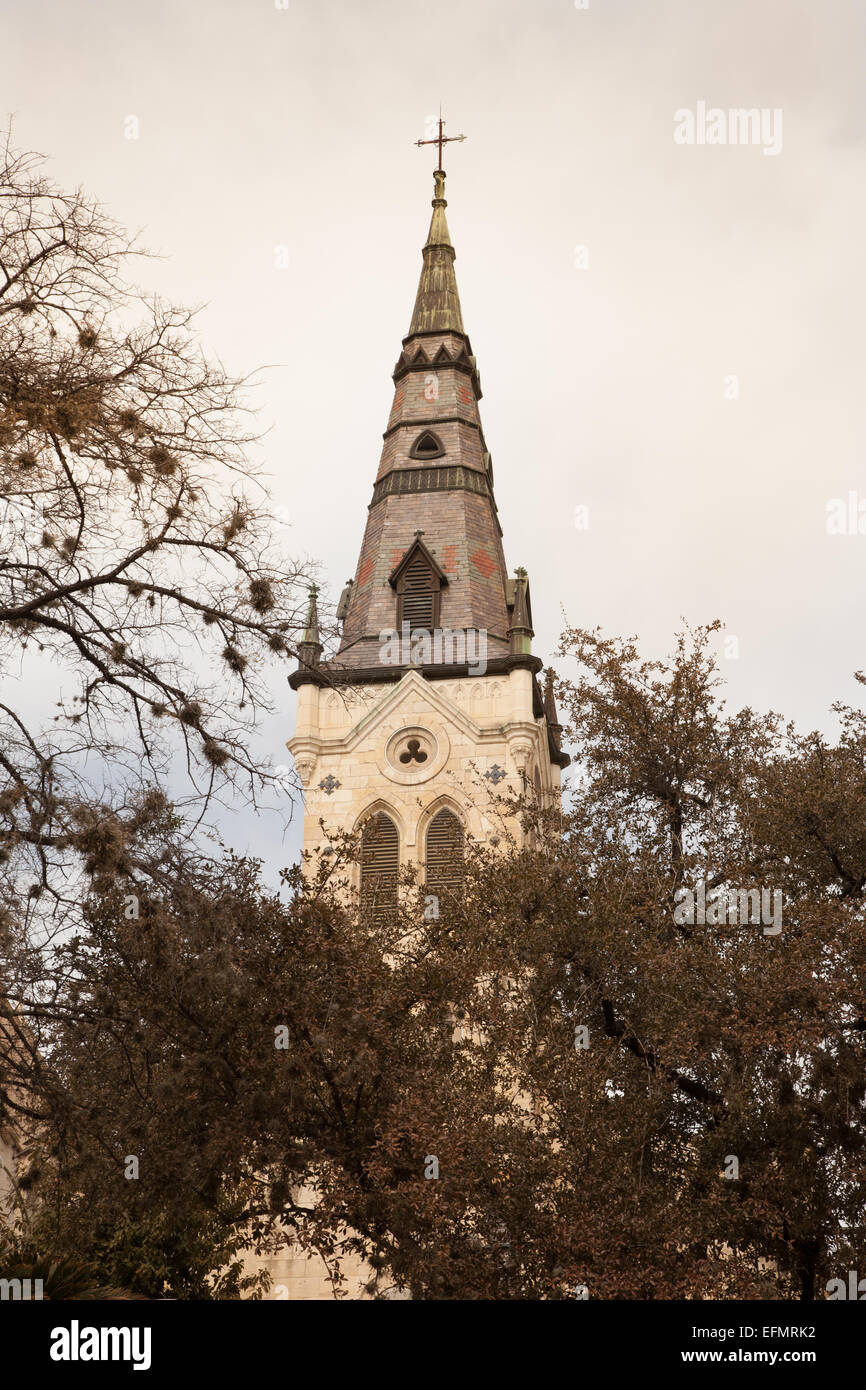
6, 0, 865, 874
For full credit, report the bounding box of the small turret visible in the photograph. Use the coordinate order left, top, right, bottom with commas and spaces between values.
544, 666, 563, 756
297, 584, 322, 670
507, 567, 534, 656
336, 578, 354, 624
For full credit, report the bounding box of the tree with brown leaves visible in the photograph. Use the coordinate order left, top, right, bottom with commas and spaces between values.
4, 623, 863, 1299
0, 131, 314, 927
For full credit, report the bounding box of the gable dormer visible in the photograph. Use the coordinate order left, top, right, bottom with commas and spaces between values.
389, 534, 448, 632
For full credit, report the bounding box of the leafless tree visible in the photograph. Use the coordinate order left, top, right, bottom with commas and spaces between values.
0, 130, 314, 926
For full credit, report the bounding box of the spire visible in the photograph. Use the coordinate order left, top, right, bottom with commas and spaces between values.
408, 170, 465, 336
297, 584, 322, 669
544, 667, 563, 755
307, 134, 532, 684
507, 568, 534, 656
543, 667, 558, 724
335, 578, 354, 623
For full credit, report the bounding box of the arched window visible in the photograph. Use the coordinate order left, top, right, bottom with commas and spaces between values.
410, 430, 444, 459
360, 813, 399, 920
425, 809, 465, 900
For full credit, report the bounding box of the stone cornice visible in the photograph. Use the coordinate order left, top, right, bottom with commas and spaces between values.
288, 657, 571, 769
382, 413, 481, 442
290, 652, 543, 691
392, 352, 481, 398
369, 463, 491, 508
401, 328, 473, 352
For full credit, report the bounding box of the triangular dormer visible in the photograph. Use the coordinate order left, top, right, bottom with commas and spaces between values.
388, 535, 448, 632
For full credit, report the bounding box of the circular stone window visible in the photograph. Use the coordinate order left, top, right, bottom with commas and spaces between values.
381, 726, 447, 785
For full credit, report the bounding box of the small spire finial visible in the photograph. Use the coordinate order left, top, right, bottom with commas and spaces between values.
335, 577, 353, 624
298, 584, 322, 668
508, 568, 533, 656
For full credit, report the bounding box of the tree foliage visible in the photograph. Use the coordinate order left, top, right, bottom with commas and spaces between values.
4, 623, 864, 1299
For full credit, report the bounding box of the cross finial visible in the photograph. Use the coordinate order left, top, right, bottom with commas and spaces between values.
414, 112, 467, 175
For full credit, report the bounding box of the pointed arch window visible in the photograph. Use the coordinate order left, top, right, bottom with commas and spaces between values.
410, 430, 445, 460
425, 809, 465, 901
360, 812, 399, 920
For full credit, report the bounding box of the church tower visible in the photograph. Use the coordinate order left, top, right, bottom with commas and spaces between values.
288, 148, 569, 903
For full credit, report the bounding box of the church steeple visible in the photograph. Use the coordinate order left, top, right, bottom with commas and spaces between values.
317, 161, 529, 681
289, 130, 566, 770
278, 128, 568, 1304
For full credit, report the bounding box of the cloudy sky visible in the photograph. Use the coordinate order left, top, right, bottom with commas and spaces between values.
6, 0, 865, 872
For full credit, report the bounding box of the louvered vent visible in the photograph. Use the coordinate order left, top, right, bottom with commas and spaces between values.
360, 813, 399, 920
425, 809, 465, 900
399, 552, 435, 632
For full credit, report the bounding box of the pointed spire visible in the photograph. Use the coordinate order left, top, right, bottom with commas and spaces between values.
408, 170, 465, 336
543, 665, 569, 767
543, 666, 557, 723
544, 667, 563, 753
508, 568, 533, 656
335, 578, 354, 623
297, 584, 322, 669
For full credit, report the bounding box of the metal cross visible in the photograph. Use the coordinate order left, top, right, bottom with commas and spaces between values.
414, 113, 467, 174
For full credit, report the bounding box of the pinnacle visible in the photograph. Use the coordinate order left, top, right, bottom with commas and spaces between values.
408, 171, 465, 337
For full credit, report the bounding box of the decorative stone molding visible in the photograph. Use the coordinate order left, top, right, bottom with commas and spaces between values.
509, 738, 533, 775
292, 753, 317, 787
484, 763, 507, 786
